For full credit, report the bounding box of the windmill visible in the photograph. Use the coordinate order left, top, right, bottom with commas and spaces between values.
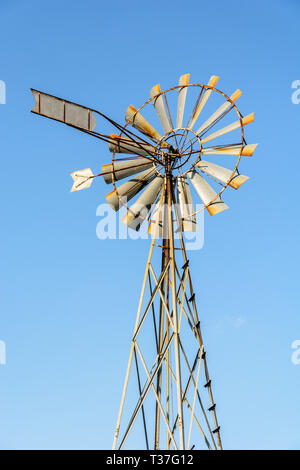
31, 74, 256, 450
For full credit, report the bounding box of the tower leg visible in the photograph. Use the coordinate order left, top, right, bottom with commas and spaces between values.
167, 172, 185, 450
154, 235, 167, 449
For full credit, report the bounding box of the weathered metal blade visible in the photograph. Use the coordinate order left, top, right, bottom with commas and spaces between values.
187, 169, 229, 216
125, 105, 162, 142
102, 158, 154, 184
201, 144, 258, 157
105, 168, 156, 211
70, 168, 94, 192
150, 84, 172, 134
177, 175, 197, 231
108, 133, 155, 157
200, 113, 254, 145
188, 75, 219, 130
147, 187, 166, 238
122, 176, 163, 230
196, 160, 249, 189
195, 89, 242, 136
176, 74, 190, 129
31, 89, 97, 131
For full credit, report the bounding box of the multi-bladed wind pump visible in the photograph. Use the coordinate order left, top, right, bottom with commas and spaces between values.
31, 73, 256, 450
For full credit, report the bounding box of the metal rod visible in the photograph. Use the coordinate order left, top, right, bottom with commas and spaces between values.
149, 264, 174, 332
112, 235, 156, 449
135, 342, 178, 450
187, 347, 203, 449
118, 335, 174, 449
163, 347, 211, 450
166, 160, 185, 450
132, 259, 171, 343
179, 338, 217, 450
154, 230, 167, 449
133, 348, 149, 449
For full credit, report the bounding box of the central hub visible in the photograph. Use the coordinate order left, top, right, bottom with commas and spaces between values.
154, 128, 202, 176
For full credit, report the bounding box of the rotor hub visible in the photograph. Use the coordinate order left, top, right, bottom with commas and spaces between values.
154, 128, 202, 176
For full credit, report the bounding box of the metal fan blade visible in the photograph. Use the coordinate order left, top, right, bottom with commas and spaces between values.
70, 168, 94, 192
195, 89, 242, 136
102, 158, 154, 184
31, 89, 97, 131
125, 105, 162, 142
200, 113, 254, 145
187, 169, 229, 216
188, 75, 219, 130
176, 74, 190, 129
201, 143, 258, 157
150, 84, 172, 134
105, 168, 156, 211
177, 175, 197, 231
147, 204, 164, 237
240, 144, 258, 156
196, 160, 249, 189
108, 133, 155, 157
148, 187, 166, 238
122, 176, 163, 231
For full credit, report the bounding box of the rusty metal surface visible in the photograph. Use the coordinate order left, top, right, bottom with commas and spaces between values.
106, 168, 156, 211
187, 169, 229, 216
122, 176, 163, 230
195, 89, 242, 135
177, 175, 197, 232
117, 80, 251, 219
102, 158, 153, 184
150, 84, 172, 134
202, 143, 257, 156
188, 76, 219, 130
200, 112, 254, 145
125, 105, 162, 142
31, 89, 96, 131
108, 133, 155, 156
196, 160, 249, 190
31, 76, 256, 222
176, 74, 190, 129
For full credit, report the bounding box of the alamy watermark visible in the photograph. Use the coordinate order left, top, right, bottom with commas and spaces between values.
291, 340, 300, 365
0, 340, 6, 365
96, 201, 205, 251
0, 80, 6, 104
291, 80, 300, 104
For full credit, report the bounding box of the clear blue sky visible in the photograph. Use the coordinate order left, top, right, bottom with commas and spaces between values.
0, 0, 299, 450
